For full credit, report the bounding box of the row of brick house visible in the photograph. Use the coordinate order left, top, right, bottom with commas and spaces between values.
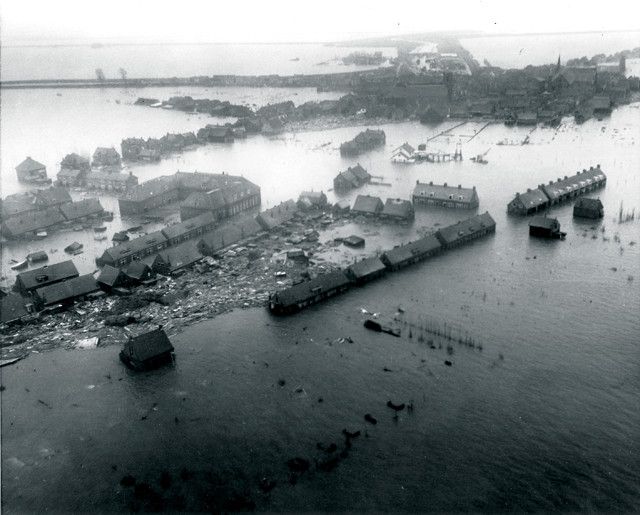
507, 165, 607, 215
269, 211, 496, 314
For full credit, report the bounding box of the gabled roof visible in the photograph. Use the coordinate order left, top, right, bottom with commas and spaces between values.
181, 189, 227, 212
574, 197, 603, 209
348, 257, 387, 279
560, 66, 596, 85
157, 241, 202, 271
34, 274, 99, 305
3, 207, 66, 236
436, 212, 496, 245
382, 198, 413, 218
16, 157, 46, 173
413, 181, 477, 203
273, 270, 351, 307
1, 192, 37, 218
121, 175, 178, 201
0, 293, 29, 324
122, 261, 153, 281
512, 188, 549, 209
541, 166, 606, 200
101, 230, 168, 262
16, 260, 79, 291
60, 153, 91, 170
349, 164, 370, 182
35, 187, 72, 207
97, 265, 124, 288
334, 169, 359, 188
393, 143, 415, 155
384, 234, 442, 265
529, 216, 559, 230
352, 195, 383, 214
59, 199, 104, 221
124, 329, 174, 361
256, 200, 297, 230
161, 211, 215, 240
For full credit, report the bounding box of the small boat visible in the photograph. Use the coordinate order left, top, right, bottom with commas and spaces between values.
35, 231, 48, 239
64, 241, 83, 253
10, 259, 28, 271
93, 226, 107, 232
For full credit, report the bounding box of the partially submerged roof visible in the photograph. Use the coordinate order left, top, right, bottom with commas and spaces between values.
34, 274, 99, 305
382, 198, 413, 218
512, 188, 549, 209
161, 211, 215, 240
101, 231, 168, 262
124, 329, 174, 362
256, 200, 297, 230
35, 187, 72, 207
348, 257, 387, 279
383, 234, 442, 265
2, 207, 66, 236
436, 212, 496, 245
352, 195, 383, 214
0, 293, 29, 324
16, 260, 79, 291
16, 157, 46, 173
541, 166, 606, 201
413, 181, 477, 203
122, 261, 153, 280
59, 199, 104, 221
97, 265, 124, 288
273, 271, 351, 307
529, 216, 559, 229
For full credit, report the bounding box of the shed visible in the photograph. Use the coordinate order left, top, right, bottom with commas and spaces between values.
343, 235, 365, 248
119, 328, 174, 371
529, 216, 566, 239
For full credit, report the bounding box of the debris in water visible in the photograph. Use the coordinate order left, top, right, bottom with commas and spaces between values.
386, 400, 405, 412
444, 360, 453, 366
364, 413, 377, 425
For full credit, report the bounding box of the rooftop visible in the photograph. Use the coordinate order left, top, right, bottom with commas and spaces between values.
34, 273, 98, 305
273, 271, 351, 307
413, 181, 477, 203
16, 260, 79, 290
436, 212, 496, 245
16, 156, 46, 173
124, 329, 174, 362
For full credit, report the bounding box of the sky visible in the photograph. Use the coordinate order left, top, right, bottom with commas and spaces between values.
1, 0, 639, 45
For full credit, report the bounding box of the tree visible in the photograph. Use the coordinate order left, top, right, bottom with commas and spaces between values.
95, 68, 105, 81
119, 68, 127, 81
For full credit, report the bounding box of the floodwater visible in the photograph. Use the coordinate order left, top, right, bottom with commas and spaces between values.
461, 30, 640, 69
0, 43, 396, 81
1, 83, 640, 511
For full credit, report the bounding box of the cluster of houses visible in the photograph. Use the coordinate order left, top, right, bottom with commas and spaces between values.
339, 129, 386, 156
1, 187, 105, 238
269, 211, 496, 314
507, 165, 607, 215
117, 171, 261, 218
56, 149, 139, 192
121, 132, 197, 162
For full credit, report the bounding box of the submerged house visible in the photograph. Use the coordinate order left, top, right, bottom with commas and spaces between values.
256, 200, 298, 231
92, 147, 122, 170
333, 164, 371, 192
381, 234, 442, 271
297, 191, 328, 211
381, 198, 414, 221
269, 270, 352, 315
122, 261, 155, 284
529, 216, 566, 239
16, 157, 48, 183
351, 195, 383, 217
59, 199, 104, 222
14, 260, 79, 295
435, 212, 496, 249
507, 188, 550, 215
119, 328, 175, 371
97, 230, 169, 267
2, 207, 66, 238
339, 129, 386, 156
86, 171, 139, 192
96, 265, 129, 292
413, 181, 479, 210
347, 257, 387, 285
33, 274, 99, 308
573, 197, 604, 219
540, 166, 607, 206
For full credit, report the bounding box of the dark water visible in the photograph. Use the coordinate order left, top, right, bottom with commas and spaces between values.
1, 95, 640, 511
